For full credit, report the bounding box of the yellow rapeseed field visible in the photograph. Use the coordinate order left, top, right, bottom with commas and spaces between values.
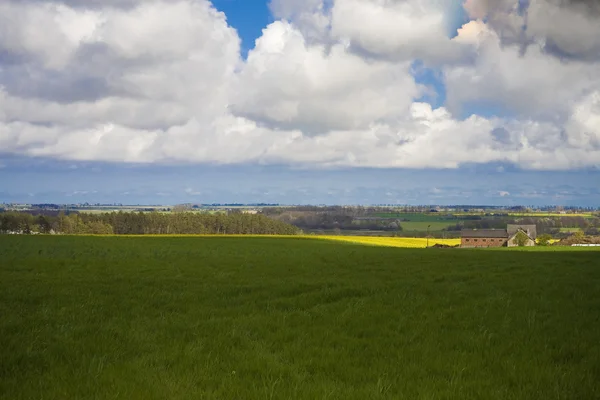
311, 236, 461, 248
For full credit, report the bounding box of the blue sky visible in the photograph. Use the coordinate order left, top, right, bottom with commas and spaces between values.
211, 0, 274, 56
0, 0, 599, 206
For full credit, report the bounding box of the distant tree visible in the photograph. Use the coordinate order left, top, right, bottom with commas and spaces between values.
585, 227, 599, 236
172, 204, 192, 213
537, 234, 553, 246
86, 220, 114, 235
515, 231, 530, 247
36, 215, 52, 234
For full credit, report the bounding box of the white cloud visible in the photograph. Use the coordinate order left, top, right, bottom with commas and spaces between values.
271, 0, 471, 63
464, 0, 600, 60
445, 20, 600, 120
268, 0, 331, 43
0, 2, 100, 69
565, 91, 600, 149
233, 20, 420, 133
330, 0, 468, 63
0, 0, 599, 170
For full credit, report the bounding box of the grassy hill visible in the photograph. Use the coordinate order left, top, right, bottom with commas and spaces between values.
1, 236, 599, 399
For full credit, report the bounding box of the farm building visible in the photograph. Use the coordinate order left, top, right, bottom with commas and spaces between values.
460, 229, 509, 248
507, 224, 537, 247
461, 224, 537, 248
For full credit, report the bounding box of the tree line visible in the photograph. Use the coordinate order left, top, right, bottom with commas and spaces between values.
0, 211, 300, 235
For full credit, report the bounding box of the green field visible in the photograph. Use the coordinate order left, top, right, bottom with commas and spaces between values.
372, 213, 458, 222
400, 221, 454, 232
370, 213, 462, 232
559, 227, 583, 233
1, 236, 600, 399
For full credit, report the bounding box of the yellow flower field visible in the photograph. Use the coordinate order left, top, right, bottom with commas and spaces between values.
309, 236, 461, 248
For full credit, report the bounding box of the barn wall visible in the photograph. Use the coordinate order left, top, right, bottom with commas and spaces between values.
507, 237, 536, 247
461, 237, 507, 248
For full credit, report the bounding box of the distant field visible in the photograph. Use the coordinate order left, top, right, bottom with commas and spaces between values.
400, 221, 454, 232
314, 236, 460, 248
77, 208, 167, 214
508, 213, 595, 218
371, 212, 458, 222
453, 212, 596, 218
78, 209, 139, 214
370, 213, 459, 231
559, 228, 584, 233
1, 236, 600, 399
77, 209, 226, 215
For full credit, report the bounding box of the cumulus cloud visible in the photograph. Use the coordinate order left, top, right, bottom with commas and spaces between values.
565, 91, 600, 149
330, 0, 470, 63
445, 20, 600, 120
0, 0, 599, 170
464, 0, 600, 60
0, 0, 242, 152
268, 0, 331, 43
233, 20, 420, 133
271, 0, 472, 63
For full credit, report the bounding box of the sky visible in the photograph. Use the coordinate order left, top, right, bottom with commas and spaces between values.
1, 0, 599, 206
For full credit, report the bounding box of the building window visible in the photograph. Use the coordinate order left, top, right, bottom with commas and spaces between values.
483, 239, 487, 242
474, 239, 478, 242
466, 239, 470, 242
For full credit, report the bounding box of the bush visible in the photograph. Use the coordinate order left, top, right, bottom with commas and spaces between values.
537, 234, 553, 246
514, 231, 530, 247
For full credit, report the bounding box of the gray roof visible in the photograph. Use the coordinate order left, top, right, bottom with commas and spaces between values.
461, 229, 508, 238
507, 224, 537, 239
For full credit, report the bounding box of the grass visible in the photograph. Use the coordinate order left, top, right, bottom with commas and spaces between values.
1, 236, 600, 399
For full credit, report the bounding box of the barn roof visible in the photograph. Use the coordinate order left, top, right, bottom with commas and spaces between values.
461, 229, 509, 238
507, 224, 537, 239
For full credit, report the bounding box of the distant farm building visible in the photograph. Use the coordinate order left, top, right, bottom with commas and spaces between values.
461, 229, 508, 248
461, 225, 537, 248
241, 209, 259, 215
507, 224, 537, 247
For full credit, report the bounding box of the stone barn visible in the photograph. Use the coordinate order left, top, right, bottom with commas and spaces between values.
461, 224, 538, 248
460, 229, 509, 248
507, 224, 537, 247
